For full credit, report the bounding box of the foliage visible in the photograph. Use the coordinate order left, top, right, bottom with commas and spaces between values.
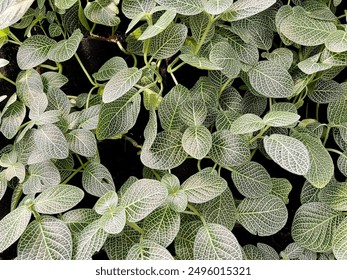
0, 0, 347, 260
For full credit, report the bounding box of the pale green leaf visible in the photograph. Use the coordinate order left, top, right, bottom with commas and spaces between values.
203, 0, 233, 15
190, 12, 215, 45
243, 244, 263, 260
182, 169, 227, 203
0, 0, 35, 29
194, 223, 242, 260
94, 191, 118, 215
182, 125, 212, 160
17, 35, 56, 70
308, 80, 344, 104
180, 99, 207, 126
17, 216, 72, 260
100, 206, 126, 234
332, 217, 347, 260
215, 110, 239, 131
84, 0, 120, 26
263, 111, 300, 127
271, 178, 292, 204
48, 23, 63, 37
127, 239, 174, 260
154, 0, 203, 16
122, 0, 155, 19
47, 87, 71, 117
280, 242, 305, 260
41, 72, 68, 91
0, 205, 32, 253
219, 86, 242, 113
263, 134, 310, 175
257, 243, 279, 260
301, 180, 321, 204
82, 163, 115, 197
262, 48, 293, 70
237, 194, 288, 236
54, 0, 77, 10
120, 179, 168, 222
92, 56, 127, 81
66, 129, 97, 157
0, 100, 26, 139
4, 161, 25, 182
33, 184, 84, 214
62, 208, 100, 235
175, 221, 202, 260
320, 49, 347, 67
231, 161, 272, 198
292, 202, 343, 252
337, 152, 347, 177
325, 30, 347, 53
0, 172, 7, 201
229, 113, 264, 134
319, 182, 347, 211
298, 53, 332, 75
328, 97, 347, 125
179, 54, 222, 70
209, 130, 250, 167
242, 91, 267, 116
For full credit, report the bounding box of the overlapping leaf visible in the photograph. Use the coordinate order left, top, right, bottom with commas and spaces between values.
127, 239, 174, 260
182, 125, 212, 160
154, 0, 203, 15
84, 0, 120, 26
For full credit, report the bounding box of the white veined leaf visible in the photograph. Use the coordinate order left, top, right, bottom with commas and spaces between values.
0, 58, 9, 68
140, 130, 188, 170
309, 80, 344, 104
0, 205, 32, 253
97, 89, 141, 140
104, 225, 141, 260
319, 182, 347, 211
49, 23, 63, 38
122, 0, 156, 19
215, 110, 239, 131
41, 72, 68, 91
33, 184, 84, 214
270, 102, 297, 114
84, 0, 120, 26
279, 6, 336, 46
99, 206, 126, 234
47, 29, 83, 62
263, 111, 300, 127
17, 35, 56, 70
301, 180, 320, 204
209, 130, 250, 167
328, 97, 347, 125
74, 219, 108, 260
293, 133, 334, 189
219, 86, 242, 113
33, 124, 69, 159
182, 169, 228, 204
120, 179, 168, 222
94, 190, 118, 215
182, 125, 212, 160
298, 53, 332, 75
237, 194, 288, 236
209, 41, 241, 78
194, 223, 242, 260
0, 100, 26, 139
179, 54, 222, 70
17, 216, 72, 260
332, 217, 347, 260
82, 163, 115, 197
243, 244, 263, 260
102, 67, 142, 103
180, 99, 207, 126
77, 105, 100, 130
149, 23, 188, 59
271, 178, 292, 204
248, 61, 294, 98
161, 174, 187, 212
257, 243, 279, 260
0, 0, 35, 29
325, 30, 347, 53
231, 161, 272, 198
263, 134, 310, 175
280, 242, 305, 260
66, 129, 97, 157
139, 9, 176, 40
190, 12, 215, 45
143, 205, 180, 247
47, 87, 71, 117
221, 0, 276, 22
54, 0, 77, 10
0, 172, 7, 201
261, 48, 293, 70
127, 239, 174, 260
125, 11, 145, 33
292, 202, 343, 252
320, 49, 347, 67
62, 208, 100, 235
197, 188, 237, 230
154, 0, 203, 15
337, 152, 347, 177
203, 0, 233, 15
92, 56, 127, 81
4, 161, 25, 183
229, 113, 265, 134
242, 91, 267, 116
175, 221, 202, 260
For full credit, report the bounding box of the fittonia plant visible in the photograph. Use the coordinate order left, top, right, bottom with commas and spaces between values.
0, 0, 347, 260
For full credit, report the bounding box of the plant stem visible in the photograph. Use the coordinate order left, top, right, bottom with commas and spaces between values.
86, 86, 98, 109
123, 135, 142, 149
197, 160, 202, 171
62, 164, 86, 184
249, 126, 269, 144
218, 77, 233, 99
316, 103, 320, 122
74, 53, 98, 87
187, 204, 207, 227
181, 210, 198, 216
326, 148, 344, 156
323, 125, 331, 146
0, 74, 16, 86
116, 41, 138, 67
194, 14, 214, 55
8, 31, 22, 45
126, 221, 144, 234
170, 72, 179, 85
40, 64, 59, 71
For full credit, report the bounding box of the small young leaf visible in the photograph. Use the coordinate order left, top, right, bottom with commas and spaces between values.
319, 182, 347, 211
92, 56, 127, 81
94, 191, 118, 215
100, 206, 126, 234
180, 99, 207, 126
263, 111, 300, 127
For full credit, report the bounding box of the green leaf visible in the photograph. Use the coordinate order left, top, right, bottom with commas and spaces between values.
222, 0, 276, 22
94, 191, 118, 215
325, 30, 347, 53
0, 58, 9, 68
54, 0, 77, 9
34, 124, 69, 159
337, 152, 347, 177
100, 206, 126, 234
17, 216, 72, 260
280, 242, 305, 260
328, 97, 347, 125
180, 99, 207, 126
17, 35, 56, 70
203, 0, 233, 15
194, 223, 242, 260
242, 91, 267, 116
122, 0, 155, 19
0, 205, 32, 253
263, 111, 300, 127
190, 12, 215, 45
179, 54, 222, 70
262, 48, 293, 70
182, 125, 212, 160
231, 161, 272, 198
319, 182, 347, 211
84, 0, 120, 26
209, 130, 250, 167
279, 6, 336, 46
182, 169, 228, 203
321, 49, 347, 67
66, 129, 97, 157
47, 29, 83, 62
161, 174, 187, 213
0, 172, 7, 201
298, 53, 332, 75
149, 23, 187, 59
0, 100, 26, 139
127, 239, 174, 260
293, 133, 334, 189
175, 220, 202, 259
140, 130, 188, 170
263, 134, 310, 175
332, 217, 347, 260
47, 87, 71, 117
74, 219, 108, 259
215, 110, 239, 131
49, 23, 63, 37
82, 163, 115, 197
120, 179, 168, 222
308, 80, 344, 104
62, 208, 100, 235
209, 41, 241, 78
154, 0, 203, 16
0, 0, 35, 29
271, 178, 292, 204
33, 184, 84, 214
92, 56, 127, 81
41, 72, 68, 91
143, 205, 180, 247
139, 9, 176, 40
301, 180, 321, 204
292, 202, 343, 252
229, 113, 265, 134
248, 61, 294, 98
237, 194, 288, 236
102, 67, 142, 103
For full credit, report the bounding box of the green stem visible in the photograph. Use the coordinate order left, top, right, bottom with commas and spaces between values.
90, 23, 97, 34
181, 210, 198, 216
123, 135, 142, 149
187, 204, 207, 227
287, 0, 291, 5
323, 125, 331, 146
86, 86, 98, 109
143, 15, 153, 66
167, 57, 181, 73
74, 53, 97, 87
8, 31, 22, 45
316, 103, 320, 121
250, 148, 258, 160
194, 14, 214, 55
0, 74, 16, 86
170, 72, 178, 85
31, 207, 41, 221
218, 77, 233, 99
116, 41, 137, 67
62, 164, 86, 184
249, 126, 270, 144
18, 120, 33, 131
8, 39, 21, 45
150, 169, 161, 181
126, 221, 144, 234
40, 64, 59, 71
197, 160, 202, 171
169, 61, 186, 73
56, 62, 63, 74
326, 148, 344, 156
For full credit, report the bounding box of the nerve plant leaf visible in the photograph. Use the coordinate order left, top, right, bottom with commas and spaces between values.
229, 114, 264, 134
263, 111, 300, 127
154, 0, 204, 16
325, 30, 347, 53
0, 100, 26, 139
94, 191, 118, 215
92, 56, 128, 81
332, 217, 347, 260
54, 0, 77, 10
84, 0, 120, 27
318, 182, 347, 211
127, 239, 174, 260
66, 129, 97, 157
202, 0, 233, 15
122, 0, 156, 19
175, 221, 202, 260
182, 125, 212, 160
0, 0, 35, 29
